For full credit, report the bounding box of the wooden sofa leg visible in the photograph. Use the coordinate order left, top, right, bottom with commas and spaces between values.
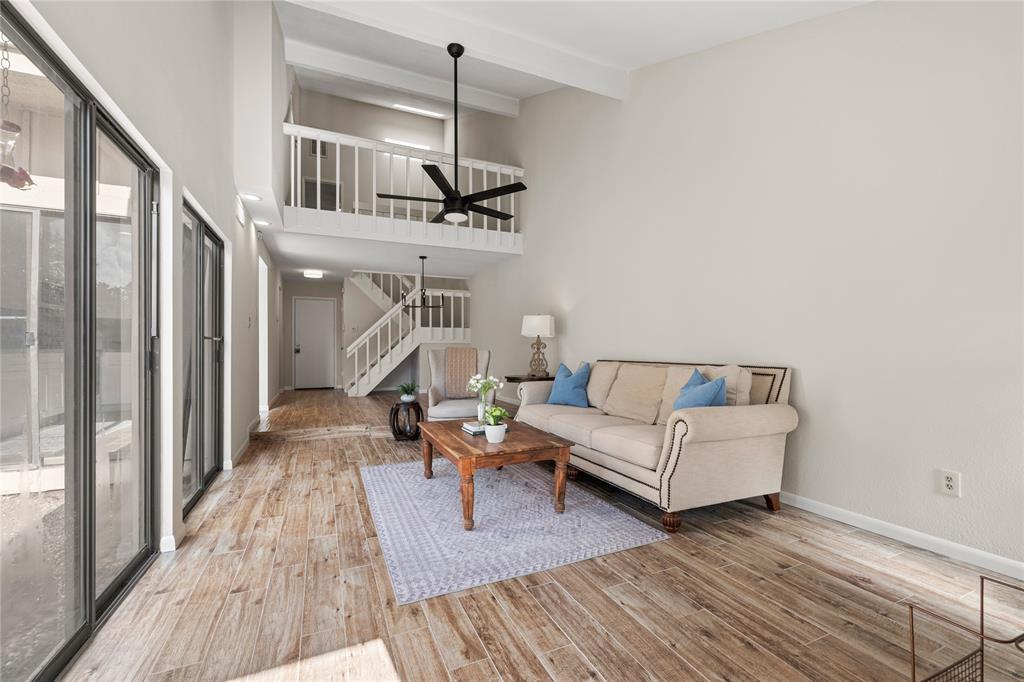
764, 493, 781, 512
661, 511, 681, 533
566, 465, 579, 481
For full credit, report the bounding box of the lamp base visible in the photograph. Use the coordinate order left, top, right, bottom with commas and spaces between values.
528, 336, 548, 377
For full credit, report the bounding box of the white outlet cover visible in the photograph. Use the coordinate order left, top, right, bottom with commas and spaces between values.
937, 469, 962, 497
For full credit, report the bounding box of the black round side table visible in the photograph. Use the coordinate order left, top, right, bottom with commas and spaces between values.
389, 400, 423, 441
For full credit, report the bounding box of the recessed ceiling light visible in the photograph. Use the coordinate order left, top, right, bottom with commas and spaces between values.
254, 219, 270, 226
240, 193, 262, 201
303, 269, 324, 279
393, 103, 445, 118
384, 138, 430, 151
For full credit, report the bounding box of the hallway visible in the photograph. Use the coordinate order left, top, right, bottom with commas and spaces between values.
64, 391, 1024, 681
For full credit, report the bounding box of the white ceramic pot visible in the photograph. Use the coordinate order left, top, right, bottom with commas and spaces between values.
484, 423, 507, 443
400, 394, 416, 403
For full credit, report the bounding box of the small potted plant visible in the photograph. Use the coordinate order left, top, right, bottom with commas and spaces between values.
467, 374, 503, 422
483, 405, 510, 443
398, 381, 418, 403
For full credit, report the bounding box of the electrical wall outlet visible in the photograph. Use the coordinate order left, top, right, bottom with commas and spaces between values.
937, 469, 962, 497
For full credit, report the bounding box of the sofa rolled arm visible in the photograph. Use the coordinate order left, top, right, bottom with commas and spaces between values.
518, 381, 553, 407
665, 404, 798, 446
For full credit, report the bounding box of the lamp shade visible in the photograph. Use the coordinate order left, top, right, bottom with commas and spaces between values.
521, 314, 555, 338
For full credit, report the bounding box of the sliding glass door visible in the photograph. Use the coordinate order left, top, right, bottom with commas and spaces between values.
0, 8, 156, 680
182, 205, 222, 514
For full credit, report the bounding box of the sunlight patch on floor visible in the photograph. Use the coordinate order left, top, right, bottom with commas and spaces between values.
230, 638, 399, 681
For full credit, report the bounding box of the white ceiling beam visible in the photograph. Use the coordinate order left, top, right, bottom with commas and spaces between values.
285, 39, 520, 117
284, 1, 629, 100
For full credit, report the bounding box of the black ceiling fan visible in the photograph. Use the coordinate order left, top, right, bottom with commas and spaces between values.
376, 43, 526, 224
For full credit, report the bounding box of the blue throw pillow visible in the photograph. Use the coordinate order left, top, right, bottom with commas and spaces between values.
673, 369, 727, 410
547, 362, 591, 407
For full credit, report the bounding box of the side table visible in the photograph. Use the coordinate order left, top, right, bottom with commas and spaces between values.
389, 400, 423, 441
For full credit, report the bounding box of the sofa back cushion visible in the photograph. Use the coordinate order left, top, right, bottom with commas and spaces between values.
602, 363, 667, 424
586, 361, 620, 409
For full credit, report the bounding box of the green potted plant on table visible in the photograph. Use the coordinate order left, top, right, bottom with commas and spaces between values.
467, 374, 503, 422
398, 381, 418, 403
483, 405, 510, 443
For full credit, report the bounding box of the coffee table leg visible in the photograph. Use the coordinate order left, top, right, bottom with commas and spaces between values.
422, 439, 433, 479
554, 453, 568, 513
461, 473, 475, 530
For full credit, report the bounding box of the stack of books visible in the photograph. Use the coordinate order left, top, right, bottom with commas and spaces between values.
461, 421, 485, 436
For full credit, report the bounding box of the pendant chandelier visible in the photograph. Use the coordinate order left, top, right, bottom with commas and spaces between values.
0, 36, 35, 191
402, 256, 444, 310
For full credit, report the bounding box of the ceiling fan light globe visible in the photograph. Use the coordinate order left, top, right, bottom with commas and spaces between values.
445, 210, 468, 223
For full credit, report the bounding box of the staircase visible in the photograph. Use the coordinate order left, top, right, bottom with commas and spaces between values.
346, 271, 471, 397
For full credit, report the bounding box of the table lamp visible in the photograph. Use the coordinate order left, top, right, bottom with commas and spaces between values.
521, 315, 555, 377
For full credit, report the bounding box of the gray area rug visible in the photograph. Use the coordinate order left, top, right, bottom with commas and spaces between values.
360, 458, 668, 604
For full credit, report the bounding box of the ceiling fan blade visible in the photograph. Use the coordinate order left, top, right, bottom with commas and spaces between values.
468, 204, 513, 221
429, 209, 447, 223
421, 164, 457, 199
462, 181, 527, 205
376, 193, 444, 203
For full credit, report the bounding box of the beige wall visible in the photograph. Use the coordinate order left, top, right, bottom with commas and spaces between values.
280, 279, 345, 389
466, 2, 1023, 561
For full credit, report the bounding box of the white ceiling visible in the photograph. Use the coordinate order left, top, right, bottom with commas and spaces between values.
426, 2, 864, 71
277, 1, 863, 116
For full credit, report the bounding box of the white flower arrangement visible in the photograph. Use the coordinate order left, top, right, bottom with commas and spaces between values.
466, 374, 503, 402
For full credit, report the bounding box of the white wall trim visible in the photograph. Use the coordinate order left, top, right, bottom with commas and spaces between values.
225, 415, 261, 470
159, 534, 177, 553
780, 492, 1024, 580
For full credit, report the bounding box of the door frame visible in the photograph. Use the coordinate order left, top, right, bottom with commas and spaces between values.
292, 296, 336, 390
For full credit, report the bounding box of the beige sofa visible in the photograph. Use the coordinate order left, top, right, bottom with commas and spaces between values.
516, 360, 798, 532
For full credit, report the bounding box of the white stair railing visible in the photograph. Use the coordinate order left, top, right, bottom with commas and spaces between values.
352, 270, 416, 307
285, 122, 525, 234
345, 288, 472, 396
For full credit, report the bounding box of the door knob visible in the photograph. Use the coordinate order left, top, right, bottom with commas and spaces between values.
294, 345, 301, 354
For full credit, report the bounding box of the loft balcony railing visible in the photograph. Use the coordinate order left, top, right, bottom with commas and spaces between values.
284, 122, 525, 235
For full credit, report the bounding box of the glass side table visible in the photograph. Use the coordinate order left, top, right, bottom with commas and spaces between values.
389, 400, 423, 441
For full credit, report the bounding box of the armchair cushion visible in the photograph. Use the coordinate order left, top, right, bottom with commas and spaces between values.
427, 398, 480, 420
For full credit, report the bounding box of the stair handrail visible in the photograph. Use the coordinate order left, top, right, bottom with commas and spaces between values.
346, 300, 408, 357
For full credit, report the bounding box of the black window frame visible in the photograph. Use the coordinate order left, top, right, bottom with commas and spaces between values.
1, 3, 160, 680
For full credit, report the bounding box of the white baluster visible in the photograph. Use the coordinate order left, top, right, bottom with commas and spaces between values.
389, 147, 394, 219
372, 149, 377, 219
405, 153, 410, 220
511, 175, 516, 234
335, 142, 341, 212
316, 137, 322, 210
354, 145, 359, 218
290, 134, 295, 207
297, 135, 303, 207
461, 295, 465, 331
468, 163, 474, 229
482, 167, 488, 231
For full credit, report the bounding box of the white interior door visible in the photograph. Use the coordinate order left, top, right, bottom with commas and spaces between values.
293, 297, 336, 389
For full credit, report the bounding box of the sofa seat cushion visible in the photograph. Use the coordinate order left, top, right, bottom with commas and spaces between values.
517, 404, 601, 432
427, 398, 479, 420
547, 413, 642, 448
591, 425, 667, 471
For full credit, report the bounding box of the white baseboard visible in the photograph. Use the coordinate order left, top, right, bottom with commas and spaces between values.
283, 385, 293, 391
159, 534, 177, 553
225, 416, 260, 470
780, 492, 1024, 580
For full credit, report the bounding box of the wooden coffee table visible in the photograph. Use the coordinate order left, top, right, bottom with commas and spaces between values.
419, 420, 573, 530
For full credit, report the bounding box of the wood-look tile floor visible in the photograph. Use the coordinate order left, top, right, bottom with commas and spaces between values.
65, 390, 1024, 681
